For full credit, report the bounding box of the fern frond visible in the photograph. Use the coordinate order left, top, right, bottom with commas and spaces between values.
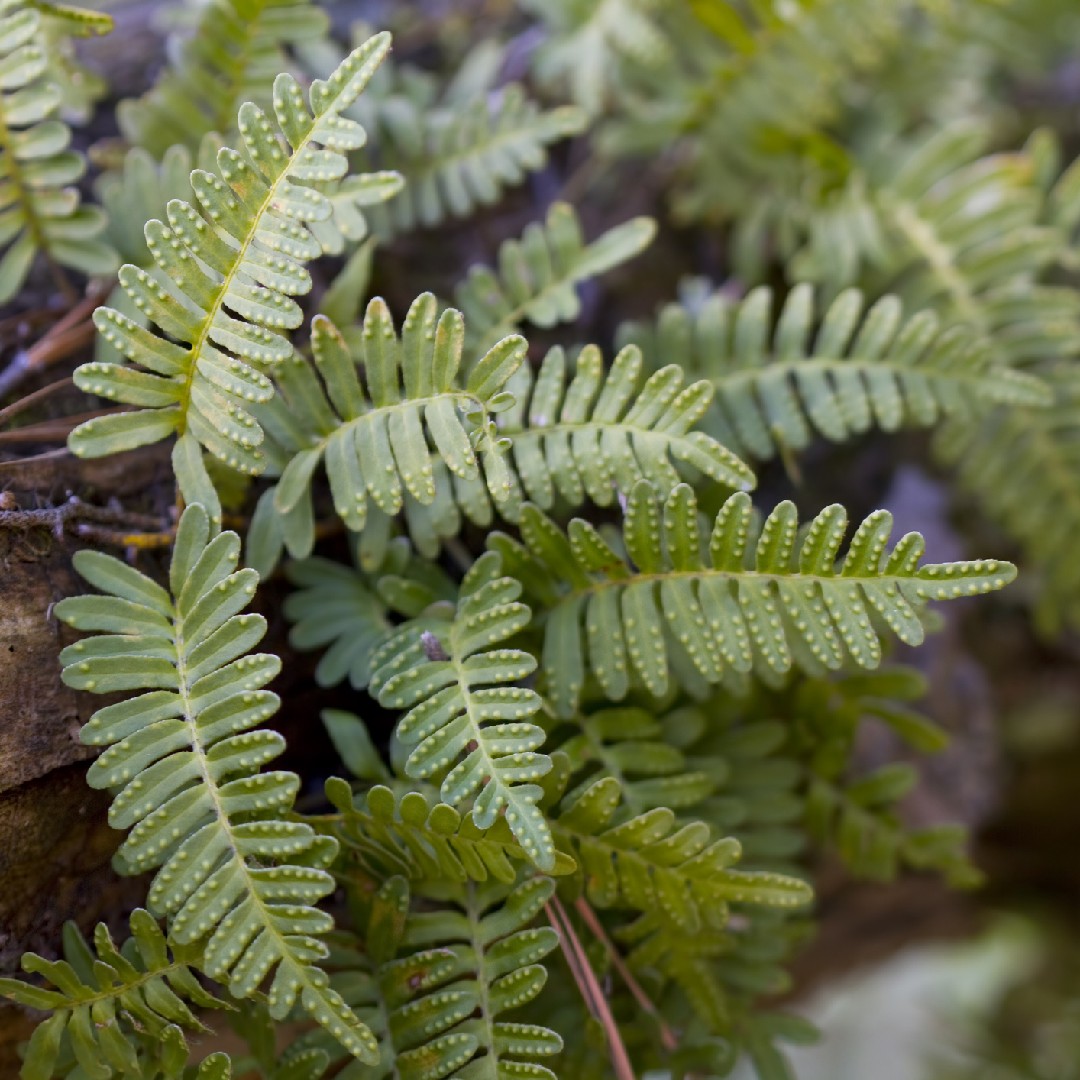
298, 876, 562, 1080
117, 0, 330, 156
369, 551, 558, 872
54, 504, 380, 1064
244, 297, 525, 572
69, 34, 399, 517
492, 480, 1015, 716
790, 123, 1080, 367
0, 909, 225, 1080
360, 83, 587, 235
494, 342, 756, 517
0, 0, 115, 302
281, 537, 456, 688
555, 705, 718, 815
325, 777, 576, 886
617, 283, 1051, 461
934, 362, 1080, 633
522, 0, 671, 115
454, 201, 656, 355
548, 772, 811, 932
806, 769, 977, 886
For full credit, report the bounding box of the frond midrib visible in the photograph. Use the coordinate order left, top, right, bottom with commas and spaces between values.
171, 613, 333, 1013
173, 104, 323, 438
553, 564, 942, 605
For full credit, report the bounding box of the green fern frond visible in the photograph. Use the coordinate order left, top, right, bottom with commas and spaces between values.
494, 342, 756, 517
454, 201, 656, 355
30, 0, 112, 125
324, 777, 577, 886
243, 297, 525, 572
555, 705, 717, 815
69, 34, 400, 517
934, 362, 1080, 633
297, 875, 562, 1080
54, 504, 379, 1065
548, 771, 811, 932
360, 83, 587, 235
617, 283, 1051, 462
281, 537, 456, 688
493, 480, 1015, 717
0, 0, 116, 302
806, 769, 978, 886
369, 551, 558, 872
790, 123, 1080, 367
117, 0, 330, 156
522, 0, 671, 116
0, 909, 225, 1080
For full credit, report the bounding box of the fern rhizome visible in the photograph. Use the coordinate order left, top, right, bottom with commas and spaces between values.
4, 2, 1076, 1079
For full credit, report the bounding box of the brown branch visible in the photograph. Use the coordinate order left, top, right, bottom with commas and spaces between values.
546, 894, 636, 1080
0, 377, 74, 428
0, 284, 107, 399
573, 895, 680, 1054
0, 494, 171, 544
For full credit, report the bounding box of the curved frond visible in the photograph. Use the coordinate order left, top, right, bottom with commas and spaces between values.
69, 34, 399, 517
369, 551, 557, 872
54, 505, 379, 1064
618, 283, 1051, 461
454, 200, 656, 355
493, 480, 1015, 717
548, 771, 811, 932
244, 297, 525, 571
0, 0, 115, 302
0, 910, 225, 1080
117, 0, 331, 156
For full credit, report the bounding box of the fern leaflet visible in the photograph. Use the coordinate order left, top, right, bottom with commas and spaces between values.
54, 504, 380, 1064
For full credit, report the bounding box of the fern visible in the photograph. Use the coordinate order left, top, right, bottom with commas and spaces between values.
300, 875, 563, 1080
549, 773, 811, 930
493, 480, 1015, 716
0, 910, 226, 1080
357, 80, 587, 235
368, 551, 558, 872
245, 296, 525, 570
494, 341, 755, 516
789, 123, 1080, 367
68, 34, 401, 517
53, 504, 380, 1065
454, 201, 656, 355
617, 283, 1051, 461
522, 0, 671, 116
0, 0, 116, 301
324, 777, 576, 886
117, 0, 330, 156
282, 537, 456, 687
